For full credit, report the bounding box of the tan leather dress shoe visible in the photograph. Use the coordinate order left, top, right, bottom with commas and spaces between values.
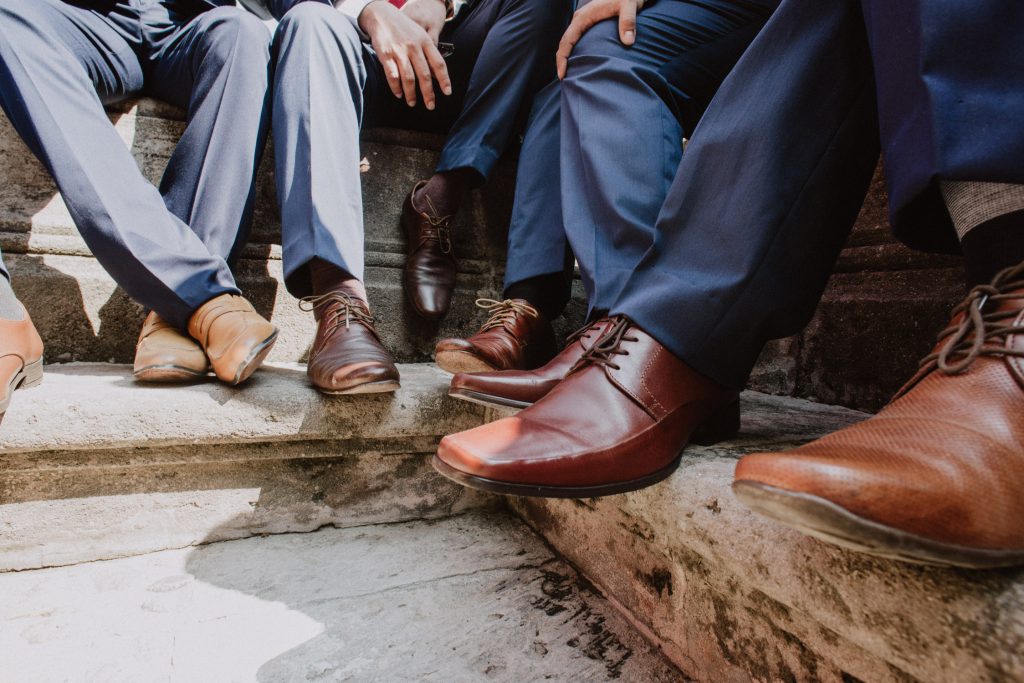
134, 312, 210, 383
0, 306, 44, 423
734, 264, 1024, 568
447, 318, 612, 409
301, 292, 400, 395
187, 294, 278, 386
401, 181, 457, 320
435, 298, 556, 375
435, 316, 739, 498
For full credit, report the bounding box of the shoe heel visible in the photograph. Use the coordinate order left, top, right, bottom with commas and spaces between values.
692, 399, 740, 446
21, 358, 43, 390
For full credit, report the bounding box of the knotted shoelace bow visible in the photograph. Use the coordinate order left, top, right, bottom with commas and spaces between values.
919, 261, 1024, 377
476, 298, 540, 332
568, 315, 638, 374
414, 193, 453, 255
299, 292, 377, 337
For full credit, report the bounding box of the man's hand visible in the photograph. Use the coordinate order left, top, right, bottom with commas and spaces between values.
401, 0, 447, 44
556, 0, 645, 79
359, 0, 452, 110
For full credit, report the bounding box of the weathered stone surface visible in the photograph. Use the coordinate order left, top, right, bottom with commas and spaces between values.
0, 512, 685, 682
511, 392, 1024, 682
0, 362, 499, 570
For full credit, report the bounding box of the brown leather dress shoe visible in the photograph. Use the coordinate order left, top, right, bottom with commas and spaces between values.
401, 181, 456, 320
187, 294, 278, 386
434, 316, 740, 498
434, 298, 556, 375
301, 292, 400, 395
0, 307, 43, 423
447, 318, 612, 409
134, 312, 210, 383
734, 264, 1024, 568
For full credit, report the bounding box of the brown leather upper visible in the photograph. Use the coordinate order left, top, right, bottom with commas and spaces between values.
187, 294, 277, 385
302, 292, 400, 393
402, 182, 456, 320
449, 318, 612, 406
0, 307, 44, 405
435, 298, 557, 373
736, 272, 1024, 551
134, 311, 209, 380
438, 317, 738, 487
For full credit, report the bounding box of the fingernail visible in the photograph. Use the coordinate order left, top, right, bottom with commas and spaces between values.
427, 101, 435, 110
443, 85, 452, 95
624, 30, 635, 43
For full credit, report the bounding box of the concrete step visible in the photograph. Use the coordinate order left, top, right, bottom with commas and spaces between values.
0, 361, 503, 571
0, 99, 590, 367
511, 393, 1024, 682
0, 511, 686, 682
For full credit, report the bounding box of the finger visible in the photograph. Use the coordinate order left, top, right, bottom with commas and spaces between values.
383, 55, 403, 99
410, 46, 435, 110
619, 1, 637, 45
398, 53, 417, 107
556, 16, 586, 79
424, 41, 452, 96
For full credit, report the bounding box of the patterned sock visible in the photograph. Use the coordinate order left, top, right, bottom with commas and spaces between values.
942, 181, 1024, 286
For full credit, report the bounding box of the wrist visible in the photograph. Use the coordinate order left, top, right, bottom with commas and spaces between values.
357, 0, 392, 31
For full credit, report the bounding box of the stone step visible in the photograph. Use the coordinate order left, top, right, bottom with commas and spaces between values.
0, 511, 685, 682
0, 361, 503, 572
510, 393, 1024, 682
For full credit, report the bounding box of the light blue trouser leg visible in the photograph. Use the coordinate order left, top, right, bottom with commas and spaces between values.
611, 0, 881, 389
271, 3, 367, 297
0, 0, 270, 329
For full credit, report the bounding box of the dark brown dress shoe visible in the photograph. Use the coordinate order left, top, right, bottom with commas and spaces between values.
0, 306, 43, 424
447, 318, 612, 409
735, 263, 1024, 568
402, 181, 456, 320
301, 292, 400, 395
435, 298, 556, 375
434, 316, 740, 498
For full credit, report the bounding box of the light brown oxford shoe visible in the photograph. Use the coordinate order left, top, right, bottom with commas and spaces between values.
734, 262, 1024, 569
187, 294, 278, 386
134, 312, 210, 383
0, 306, 44, 424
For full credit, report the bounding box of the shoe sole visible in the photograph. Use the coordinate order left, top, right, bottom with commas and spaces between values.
229, 331, 279, 386
0, 357, 43, 425
134, 365, 209, 384
447, 387, 531, 410
732, 480, 1024, 569
434, 350, 499, 375
317, 379, 401, 396
432, 453, 682, 499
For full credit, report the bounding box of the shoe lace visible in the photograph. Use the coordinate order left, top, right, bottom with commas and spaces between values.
476, 298, 539, 333
919, 261, 1024, 376
564, 317, 609, 346
298, 292, 377, 337
568, 315, 637, 374
415, 193, 453, 255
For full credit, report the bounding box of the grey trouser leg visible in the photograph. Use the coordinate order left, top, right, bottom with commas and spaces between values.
271, 3, 367, 296
0, 0, 271, 328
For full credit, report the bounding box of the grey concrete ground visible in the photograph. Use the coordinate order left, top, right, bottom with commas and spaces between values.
0, 511, 684, 683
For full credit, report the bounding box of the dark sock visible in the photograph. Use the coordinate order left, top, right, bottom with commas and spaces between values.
960, 210, 1024, 286
309, 258, 368, 307
0, 275, 23, 321
414, 168, 478, 219
504, 272, 572, 321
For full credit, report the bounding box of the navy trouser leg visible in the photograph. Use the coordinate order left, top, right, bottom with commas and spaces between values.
0, 0, 242, 330
610, 0, 881, 389
271, 3, 367, 297
147, 7, 273, 267
505, 0, 771, 316
502, 82, 571, 294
